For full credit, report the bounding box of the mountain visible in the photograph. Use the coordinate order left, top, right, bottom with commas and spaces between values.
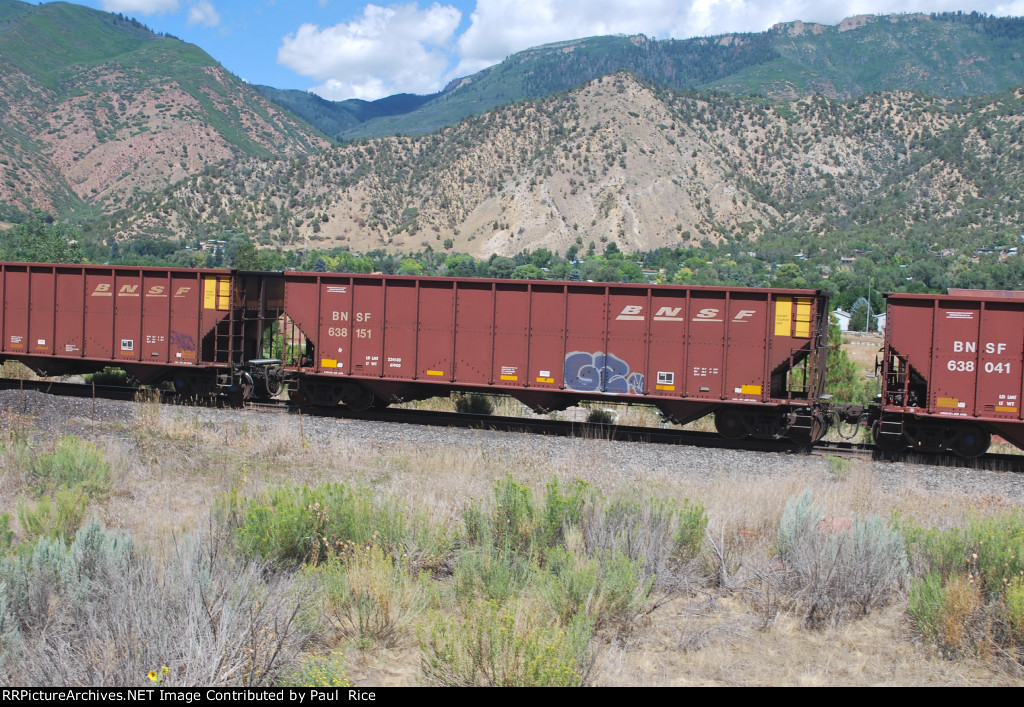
108, 73, 1024, 259
0, 0, 329, 218
270, 12, 1024, 141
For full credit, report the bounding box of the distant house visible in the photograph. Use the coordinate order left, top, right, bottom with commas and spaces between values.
833, 308, 852, 331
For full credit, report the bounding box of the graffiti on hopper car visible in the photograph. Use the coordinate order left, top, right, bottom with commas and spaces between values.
564, 351, 644, 395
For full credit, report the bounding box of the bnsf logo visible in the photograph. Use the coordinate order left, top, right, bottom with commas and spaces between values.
91, 284, 192, 297
616, 306, 756, 323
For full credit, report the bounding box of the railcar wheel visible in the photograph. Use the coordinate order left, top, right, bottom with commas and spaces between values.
872, 421, 907, 453
229, 372, 254, 403
951, 425, 991, 459
714, 409, 748, 440
340, 383, 375, 412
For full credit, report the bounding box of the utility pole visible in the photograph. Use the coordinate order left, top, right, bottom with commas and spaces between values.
865, 277, 872, 333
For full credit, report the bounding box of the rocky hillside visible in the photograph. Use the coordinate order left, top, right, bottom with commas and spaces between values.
110, 74, 1024, 258
0, 0, 329, 217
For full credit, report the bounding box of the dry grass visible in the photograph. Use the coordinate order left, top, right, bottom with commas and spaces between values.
1, 400, 1022, 686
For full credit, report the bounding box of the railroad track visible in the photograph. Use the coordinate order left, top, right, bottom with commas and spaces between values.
3, 377, 1022, 472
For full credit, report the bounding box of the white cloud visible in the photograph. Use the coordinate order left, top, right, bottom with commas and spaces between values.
187, 0, 221, 27
99, 0, 179, 14
278, 2, 461, 100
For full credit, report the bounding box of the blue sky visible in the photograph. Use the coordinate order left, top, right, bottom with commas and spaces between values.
44, 0, 1024, 101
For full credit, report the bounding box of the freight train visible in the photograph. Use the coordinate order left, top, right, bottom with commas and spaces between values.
0, 262, 1019, 459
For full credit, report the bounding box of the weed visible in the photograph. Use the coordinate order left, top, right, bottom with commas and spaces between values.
229, 483, 452, 569
302, 546, 433, 648
16, 488, 89, 543
453, 393, 494, 415
21, 436, 112, 498
418, 599, 593, 687
278, 652, 354, 688
903, 512, 1024, 660
827, 455, 852, 480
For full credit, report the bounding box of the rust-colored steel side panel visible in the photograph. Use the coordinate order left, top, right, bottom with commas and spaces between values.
885, 297, 935, 390
976, 302, 1024, 421
114, 270, 143, 363
84, 270, 115, 359
169, 271, 201, 365
55, 267, 85, 358
3, 266, 29, 355
350, 278, 385, 377
565, 286, 610, 394
27, 267, 55, 356
685, 291, 727, 399
414, 280, 452, 380
529, 284, 569, 392
598, 286, 648, 395
724, 292, 770, 403
929, 299, 983, 416
382, 279, 418, 380
140, 271, 170, 363
315, 276, 352, 375
647, 289, 688, 398
453, 280, 493, 385
493, 283, 530, 386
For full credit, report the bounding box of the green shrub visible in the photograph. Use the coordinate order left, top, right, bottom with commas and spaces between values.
453, 541, 535, 605
537, 479, 592, 550
539, 542, 652, 627
229, 483, 452, 568
22, 436, 112, 498
453, 393, 494, 415
585, 408, 615, 424
903, 512, 1024, 659
83, 367, 129, 386
418, 600, 593, 687
16, 489, 89, 543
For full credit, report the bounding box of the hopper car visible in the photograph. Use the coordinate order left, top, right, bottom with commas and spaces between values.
2, 261, 1021, 457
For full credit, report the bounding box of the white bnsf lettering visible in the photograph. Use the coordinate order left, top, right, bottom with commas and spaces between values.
616, 305, 644, 321
92, 283, 113, 296
332, 311, 349, 322
653, 306, 683, 322
953, 341, 977, 353
174, 287, 191, 297
147, 285, 166, 297
356, 312, 372, 323
618, 306, 754, 323
693, 308, 722, 322
985, 342, 1008, 354
118, 284, 139, 296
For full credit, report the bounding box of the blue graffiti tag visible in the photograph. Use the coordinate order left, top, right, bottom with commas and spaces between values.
169, 330, 196, 352
564, 351, 644, 395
